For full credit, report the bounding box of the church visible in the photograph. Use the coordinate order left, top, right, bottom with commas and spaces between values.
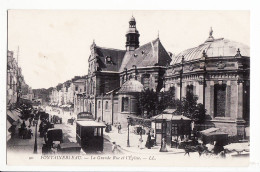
76, 16, 250, 136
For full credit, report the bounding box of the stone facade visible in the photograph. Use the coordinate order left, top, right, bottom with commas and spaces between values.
7, 50, 32, 107
75, 18, 250, 137
164, 32, 250, 136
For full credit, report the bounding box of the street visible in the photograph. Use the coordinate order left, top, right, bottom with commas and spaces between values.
7, 106, 116, 155
44, 106, 116, 154
7, 106, 249, 160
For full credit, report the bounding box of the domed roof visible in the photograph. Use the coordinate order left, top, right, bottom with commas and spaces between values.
118, 79, 144, 94
172, 33, 250, 65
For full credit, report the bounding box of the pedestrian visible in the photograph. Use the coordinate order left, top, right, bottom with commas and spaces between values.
117, 122, 121, 134
29, 117, 33, 127
138, 135, 143, 149
105, 123, 109, 133
112, 142, 119, 154
145, 132, 152, 149
21, 120, 26, 129
8, 125, 16, 138
26, 126, 33, 139
160, 137, 168, 152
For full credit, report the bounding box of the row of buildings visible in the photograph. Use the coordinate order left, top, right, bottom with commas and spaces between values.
49, 78, 86, 112
50, 16, 250, 137
7, 50, 34, 108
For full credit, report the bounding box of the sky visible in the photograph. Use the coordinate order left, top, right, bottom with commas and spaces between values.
8, 10, 250, 89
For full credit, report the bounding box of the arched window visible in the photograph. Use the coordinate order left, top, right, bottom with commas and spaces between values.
169, 86, 175, 99
186, 85, 194, 96
214, 83, 226, 117
105, 101, 109, 110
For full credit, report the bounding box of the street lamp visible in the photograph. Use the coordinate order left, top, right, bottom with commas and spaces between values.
180, 56, 185, 115
200, 50, 207, 115
33, 117, 38, 154
127, 116, 131, 147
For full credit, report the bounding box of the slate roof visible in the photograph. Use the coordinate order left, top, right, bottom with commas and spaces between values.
95, 46, 126, 72
172, 38, 250, 65
119, 38, 172, 72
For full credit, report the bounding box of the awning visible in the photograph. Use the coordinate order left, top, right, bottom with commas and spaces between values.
151, 113, 191, 121
7, 110, 20, 123
200, 128, 220, 135
7, 121, 12, 141
15, 108, 22, 113
224, 143, 250, 152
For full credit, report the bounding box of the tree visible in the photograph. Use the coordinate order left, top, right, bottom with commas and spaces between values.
174, 91, 206, 124
138, 89, 158, 118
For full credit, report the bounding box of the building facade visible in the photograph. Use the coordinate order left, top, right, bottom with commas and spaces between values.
81, 16, 172, 127
7, 50, 33, 108
57, 17, 250, 136
164, 28, 250, 137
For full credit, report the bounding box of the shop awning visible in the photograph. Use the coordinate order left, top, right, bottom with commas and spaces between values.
7, 110, 20, 123
7, 121, 12, 141
15, 108, 22, 113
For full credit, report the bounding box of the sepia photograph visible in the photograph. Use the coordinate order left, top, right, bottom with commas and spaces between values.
2, 6, 256, 169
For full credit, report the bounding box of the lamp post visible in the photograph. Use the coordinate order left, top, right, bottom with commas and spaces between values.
127, 116, 131, 147
33, 118, 38, 154
180, 56, 185, 115
201, 50, 207, 114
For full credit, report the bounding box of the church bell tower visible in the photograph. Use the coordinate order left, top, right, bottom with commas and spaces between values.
125, 16, 140, 51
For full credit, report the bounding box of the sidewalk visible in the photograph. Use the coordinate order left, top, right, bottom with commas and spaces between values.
7, 120, 45, 154
103, 125, 185, 155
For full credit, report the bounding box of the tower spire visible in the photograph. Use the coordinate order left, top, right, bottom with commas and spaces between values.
125, 16, 140, 51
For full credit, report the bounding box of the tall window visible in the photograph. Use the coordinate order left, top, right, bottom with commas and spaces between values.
93, 81, 95, 94
86, 81, 89, 94
141, 74, 150, 89
75, 86, 78, 91
105, 101, 109, 110
214, 84, 226, 117
89, 103, 92, 113
90, 81, 93, 94
186, 85, 194, 96
122, 97, 129, 112
98, 101, 101, 109
169, 86, 175, 99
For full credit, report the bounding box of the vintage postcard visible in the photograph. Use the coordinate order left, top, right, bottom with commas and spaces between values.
2, 6, 257, 170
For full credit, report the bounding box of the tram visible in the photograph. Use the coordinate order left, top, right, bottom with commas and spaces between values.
76, 120, 106, 151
